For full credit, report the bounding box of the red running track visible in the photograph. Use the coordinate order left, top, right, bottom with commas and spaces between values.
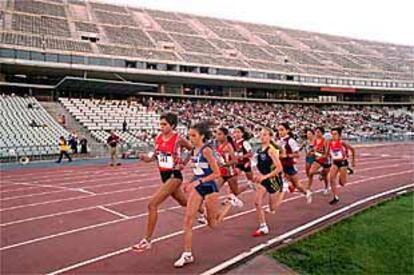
0, 143, 413, 274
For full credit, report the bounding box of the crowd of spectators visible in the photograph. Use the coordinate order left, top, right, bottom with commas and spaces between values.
152, 98, 413, 141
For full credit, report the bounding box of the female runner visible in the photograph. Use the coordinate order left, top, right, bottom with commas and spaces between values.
132, 113, 192, 252
252, 127, 286, 237
174, 122, 235, 267
277, 123, 312, 203
328, 127, 356, 205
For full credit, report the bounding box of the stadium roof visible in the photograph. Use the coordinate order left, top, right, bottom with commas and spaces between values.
0, 0, 413, 91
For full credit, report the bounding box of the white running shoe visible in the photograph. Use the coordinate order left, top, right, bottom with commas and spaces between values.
197, 213, 207, 224
228, 194, 244, 208
174, 252, 194, 268
305, 190, 312, 204
323, 189, 329, 196
131, 238, 152, 252
252, 225, 269, 237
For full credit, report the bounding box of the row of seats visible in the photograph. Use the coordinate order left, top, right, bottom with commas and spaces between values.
0, 95, 70, 158
59, 97, 187, 147
1, 0, 413, 81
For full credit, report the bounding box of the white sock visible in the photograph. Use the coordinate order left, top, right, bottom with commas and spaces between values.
183, 251, 192, 257
260, 223, 267, 228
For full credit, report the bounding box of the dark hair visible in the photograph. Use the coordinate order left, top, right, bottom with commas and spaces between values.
279, 122, 291, 131
315, 126, 325, 134
331, 127, 343, 136
235, 125, 252, 140
160, 112, 178, 129
279, 123, 295, 138
218, 127, 236, 149
305, 128, 315, 135
191, 121, 211, 142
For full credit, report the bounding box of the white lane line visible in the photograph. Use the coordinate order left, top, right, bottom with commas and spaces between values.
36, 171, 413, 275
0, 186, 151, 212
0, 156, 404, 197
0, 162, 408, 226
98, 206, 129, 219
200, 183, 414, 275
2, 160, 410, 210
0, 155, 397, 188
0, 204, 183, 252
77, 189, 96, 195
0, 195, 153, 227
0, 175, 161, 197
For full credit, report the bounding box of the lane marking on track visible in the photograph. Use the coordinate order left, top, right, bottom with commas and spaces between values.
0, 155, 405, 196
200, 183, 414, 275
2, 159, 411, 209
98, 206, 129, 219
1, 162, 410, 226
42, 171, 414, 275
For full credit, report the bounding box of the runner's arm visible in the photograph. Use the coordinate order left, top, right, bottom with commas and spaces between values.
265, 149, 283, 179
224, 144, 238, 166
344, 142, 356, 167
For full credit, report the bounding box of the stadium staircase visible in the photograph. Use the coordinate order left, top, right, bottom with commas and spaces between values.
40, 101, 106, 157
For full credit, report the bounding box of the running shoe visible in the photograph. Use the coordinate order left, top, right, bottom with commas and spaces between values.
131, 238, 152, 252
305, 190, 312, 204
323, 188, 329, 196
252, 225, 269, 237
174, 252, 194, 268
228, 194, 244, 208
329, 196, 340, 205
197, 213, 207, 224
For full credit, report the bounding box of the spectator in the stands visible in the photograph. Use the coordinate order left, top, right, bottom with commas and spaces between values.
56, 136, 72, 163
80, 136, 88, 154
122, 119, 128, 132
28, 103, 33, 109
29, 119, 38, 127
69, 132, 78, 154
107, 131, 121, 166
58, 114, 66, 126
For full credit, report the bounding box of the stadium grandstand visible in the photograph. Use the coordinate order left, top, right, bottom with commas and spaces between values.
0, 0, 413, 161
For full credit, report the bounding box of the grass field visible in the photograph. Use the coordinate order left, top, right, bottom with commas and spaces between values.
271, 193, 414, 275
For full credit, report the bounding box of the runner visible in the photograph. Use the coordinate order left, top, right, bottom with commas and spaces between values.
174, 122, 234, 268
328, 127, 356, 205
300, 128, 315, 177
233, 126, 255, 190
252, 127, 286, 237
307, 127, 330, 194
132, 113, 192, 252
215, 127, 244, 207
277, 123, 312, 203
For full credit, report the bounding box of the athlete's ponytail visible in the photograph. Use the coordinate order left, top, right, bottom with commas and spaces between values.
236, 125, 252, 141
191, 121, 212, 142
218, 126, 236, 150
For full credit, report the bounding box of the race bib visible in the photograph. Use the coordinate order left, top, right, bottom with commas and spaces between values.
192, 165, 205, 176
157, 153, 174, 169
314, 152, 323, 158
236, 152, 244, 157
331, 150, 343, 160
